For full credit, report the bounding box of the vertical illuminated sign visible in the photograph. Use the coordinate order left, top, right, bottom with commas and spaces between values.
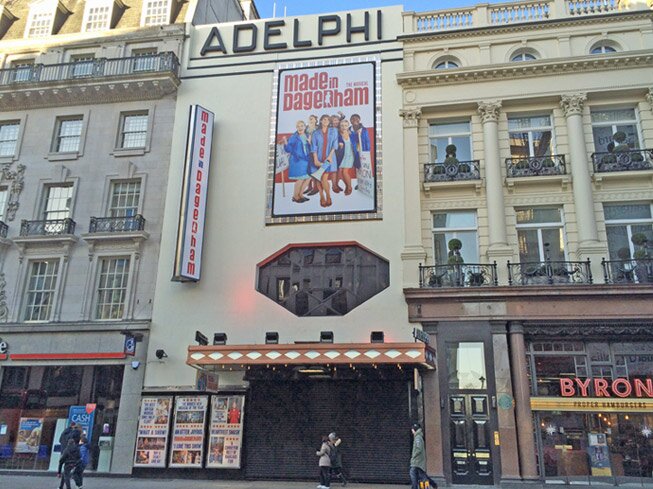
173, 105, 214, 282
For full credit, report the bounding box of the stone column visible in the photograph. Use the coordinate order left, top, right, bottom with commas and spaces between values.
424, 327, 445, 484
508, 321, 538, 480
491, 321, 521, 482
400, 108, 427, 287
478, 101, 512, 282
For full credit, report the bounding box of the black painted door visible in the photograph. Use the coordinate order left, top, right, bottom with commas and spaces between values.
450, 394, 493, 485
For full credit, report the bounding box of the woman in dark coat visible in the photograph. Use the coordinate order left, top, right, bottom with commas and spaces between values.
58, 438, 82, 489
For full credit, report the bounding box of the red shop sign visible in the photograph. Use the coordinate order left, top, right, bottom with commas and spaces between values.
560, 377, 653, 398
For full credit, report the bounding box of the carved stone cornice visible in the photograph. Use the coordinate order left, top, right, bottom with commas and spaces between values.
525, 323, 653, 338
0, 163, 25, 221
0, 273, 7, 322
477, 101, 502, 123
646, 88, 653, 113
400, 108, 422, 128
560, 93, 587, 117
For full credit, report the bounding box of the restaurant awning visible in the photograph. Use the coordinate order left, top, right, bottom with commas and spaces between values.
187, 342, 436, 370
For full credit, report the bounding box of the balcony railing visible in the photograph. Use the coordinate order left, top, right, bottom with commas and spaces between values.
424, 160, 481, 183
0, 220, 7, 238
89, 215, 146, 233
592, 149, 653, 173
419, 263, 498, 288
0, 52, 179, 87
20, 218, 76, 237
507, 259, 592, 286
506, 155, 566, 178
406, 0, 623, 33
602, 258, 653, 285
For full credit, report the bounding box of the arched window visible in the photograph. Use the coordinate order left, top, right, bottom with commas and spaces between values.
591, 43, 617, 54
511, 51, 537, 62
433, 59, 459, 70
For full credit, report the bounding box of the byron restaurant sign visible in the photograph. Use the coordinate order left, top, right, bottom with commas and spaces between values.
173, 105, 215, 282
560, 377, 653, 398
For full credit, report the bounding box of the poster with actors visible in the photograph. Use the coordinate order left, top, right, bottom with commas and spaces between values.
206, 395, 245, 468
133, 397, 172, 467
271, 61, 376, 219
169, 396, 208, 468
15, 418, 43, 453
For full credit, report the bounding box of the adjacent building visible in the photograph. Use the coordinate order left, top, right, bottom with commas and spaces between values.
0, 0, 253, 474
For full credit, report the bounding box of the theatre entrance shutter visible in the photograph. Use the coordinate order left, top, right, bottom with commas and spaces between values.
244, 379, 411, 483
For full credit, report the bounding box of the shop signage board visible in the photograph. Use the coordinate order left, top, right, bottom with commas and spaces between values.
587, 433, 612, 476
134, 397, 173, 467
68, 405, 96, 443
206, 395, 245, 468
269, 61, 378, 223
14, 418, 43, 453
169, 396, 209, 468
560, 377, 653, 398
173, 105, 215, 282
531, 396, 653, 412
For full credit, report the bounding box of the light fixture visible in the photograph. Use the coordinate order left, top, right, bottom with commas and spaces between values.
195, 331, 208, 346
320, 331, 334, 343
213, 333, 227, 345
370, 331, 384, 343
265, 332, 279, 344
155, 349, 168, 359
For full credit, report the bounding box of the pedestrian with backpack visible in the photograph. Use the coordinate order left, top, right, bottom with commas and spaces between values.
58, 438, 82, 489
316, 435, 331, 489
410, 423, 427, 489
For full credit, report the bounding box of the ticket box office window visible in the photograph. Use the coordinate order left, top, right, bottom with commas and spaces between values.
526, 340, 653, 484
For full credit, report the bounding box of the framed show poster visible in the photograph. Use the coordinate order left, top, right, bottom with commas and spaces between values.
15, 418, 43, 453
206, 395, 245, 468
169, 396, 208, 468
133, 397, 172, 467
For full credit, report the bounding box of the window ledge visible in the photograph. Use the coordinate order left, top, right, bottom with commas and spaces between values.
111, 147, 147, 157
423, 178, 484, 195
593, 169, 653, 189
0, 155, 17, 164
81, 230, 149, 244
13, 234, 78, 260
0, 237, 11, 247
47, 151, 81, 161
506, 174, 571, 191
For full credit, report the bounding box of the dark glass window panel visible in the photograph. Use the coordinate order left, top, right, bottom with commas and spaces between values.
42, 366, 83, 397
257, 245, 389, 317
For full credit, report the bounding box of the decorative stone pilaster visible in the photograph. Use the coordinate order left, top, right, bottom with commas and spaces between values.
477, 101, 512, 279
559, 94, 602, 263
646, 88, 653, 113
400, 108, 426, 287
0, 273, 7, 322
1, 163, 26, 221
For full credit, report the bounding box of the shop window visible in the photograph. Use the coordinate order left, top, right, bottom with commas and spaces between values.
42, 366, 82, 397
0, 366, 28, 391
508, 115, 553, 158
429, 121, 472, 164
256, 243, 389, 317
591, 108, 641, 153
52, 116, 83, 152
109, 179, 141, 217
603, 203, 653, 260
0, 121, 20, 156
516, 207, 566, 262
432, 210, 479, 264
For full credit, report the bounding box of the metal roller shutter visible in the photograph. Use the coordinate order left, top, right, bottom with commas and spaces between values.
244, 379, 411, 483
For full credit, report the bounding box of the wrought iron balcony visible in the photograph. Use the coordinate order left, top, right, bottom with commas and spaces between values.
89, 215, 146, 233
424, 160, 481, 182
506, 155, 566, 178
419, 263, 498, 288
0, 220, 7, 238
20, 218, 76, 236
0, 52, 181, 110
592, 149, 653, 173
602, 258, 653, 284
507, 259, 592, 286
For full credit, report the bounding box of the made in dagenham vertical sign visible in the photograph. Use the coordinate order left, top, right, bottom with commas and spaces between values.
173, 105, 214, 282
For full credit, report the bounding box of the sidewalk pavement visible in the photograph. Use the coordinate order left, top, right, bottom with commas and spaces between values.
0, 474, 408, 489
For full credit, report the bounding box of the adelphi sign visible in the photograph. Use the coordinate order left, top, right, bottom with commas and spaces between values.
201, 10, 384, 56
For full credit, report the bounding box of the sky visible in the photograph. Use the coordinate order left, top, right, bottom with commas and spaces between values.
254, 0, 506, 18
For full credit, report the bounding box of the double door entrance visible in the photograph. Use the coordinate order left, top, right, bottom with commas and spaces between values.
439, 335, 498, 485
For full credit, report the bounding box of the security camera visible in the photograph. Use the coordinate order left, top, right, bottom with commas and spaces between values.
155, 349, 168, 360
131, 361, 140, 370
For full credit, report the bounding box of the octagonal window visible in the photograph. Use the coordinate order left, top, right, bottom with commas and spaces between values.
256, 243, 389, 317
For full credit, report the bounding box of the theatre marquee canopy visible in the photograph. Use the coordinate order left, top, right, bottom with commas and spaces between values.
187, 342, 436, 370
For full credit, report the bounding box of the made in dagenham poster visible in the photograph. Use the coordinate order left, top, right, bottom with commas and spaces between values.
272, 62, 376, 218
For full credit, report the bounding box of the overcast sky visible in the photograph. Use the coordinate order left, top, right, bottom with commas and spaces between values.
254, 0, 507, 18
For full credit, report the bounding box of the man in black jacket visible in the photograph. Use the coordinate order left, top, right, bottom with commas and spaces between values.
58, 439, 83, 489
59, 422, 81, 448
